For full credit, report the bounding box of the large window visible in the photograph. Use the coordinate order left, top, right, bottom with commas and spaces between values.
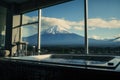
20, 0, 120, 56
41, 0, 84, 54
0, 6, 7, 49
88, 0, 120, 55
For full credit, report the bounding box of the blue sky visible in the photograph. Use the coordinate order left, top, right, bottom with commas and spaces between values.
88, 0, 120, 19
42, 0, 120, 20
42, 0, 120, 39
23, 0, 120, 40
42, 0, 84, 21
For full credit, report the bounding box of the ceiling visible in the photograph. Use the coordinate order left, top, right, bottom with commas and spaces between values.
1, 0, 72, 13
2, 0, 30, 4
2, 0, 71, 5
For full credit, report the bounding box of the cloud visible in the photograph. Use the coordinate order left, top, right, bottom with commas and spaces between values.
110, 17, 117, 20
90, 35, 116, 40
74, 27, 84, 31
41, 17, 85, 32
21, 24, 38, 37
42, 17, 74, 29
42, 17, 120, 32
113, 34, 120, 38
22, 15, 38, 24
22, 15, 120, 32
80, 18, 120, 29
90, 35, 104, 40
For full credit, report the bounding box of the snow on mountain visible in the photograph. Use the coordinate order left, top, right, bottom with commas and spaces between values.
42, 25, 70, 34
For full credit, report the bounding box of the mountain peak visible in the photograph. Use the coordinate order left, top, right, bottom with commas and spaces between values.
42, 25, 70, 34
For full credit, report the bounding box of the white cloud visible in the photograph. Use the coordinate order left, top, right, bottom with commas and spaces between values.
109, 17, 117, 20
41, 17, 85, 32
22, 15, 120, 32
42, 17, 72, 29
113, 34, 120, 38
90, 35, 104, 40
21, 24, 38, 37
22, 15, 31, 24
74, 27, 84, 31
22, 15, 38, 24
45, 17, 120, 30
88, 18, 120, 29
21, 15, 120, 39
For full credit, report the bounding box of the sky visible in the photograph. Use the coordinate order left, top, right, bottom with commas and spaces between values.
22, 0, 120, 40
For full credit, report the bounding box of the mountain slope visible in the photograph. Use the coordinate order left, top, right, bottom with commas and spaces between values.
41, 33, 84, 46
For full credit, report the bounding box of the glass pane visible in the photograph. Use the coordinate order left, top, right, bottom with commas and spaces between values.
22, 10, 38, 24
41, 0, 84, 54
88, 0, 120, 55
22, 24, 38, 55
0, 6, 7, 49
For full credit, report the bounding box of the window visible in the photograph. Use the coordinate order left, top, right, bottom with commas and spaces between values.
22, 10, 38, 24
22, 10, 38, 55
0, 6, 7, 49
41, 0, 84, 54
22, 24, 38, 55
88, 0, 120, 55
20, 0, 120, 56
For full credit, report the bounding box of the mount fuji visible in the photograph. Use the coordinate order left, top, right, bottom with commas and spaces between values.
42, 26, 70, 34
22, 26, 120, 47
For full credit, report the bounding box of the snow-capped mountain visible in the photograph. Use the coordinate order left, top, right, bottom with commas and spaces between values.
42, 26, 70, 34
23, 26, 120, 47
23, 26, 84, 46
